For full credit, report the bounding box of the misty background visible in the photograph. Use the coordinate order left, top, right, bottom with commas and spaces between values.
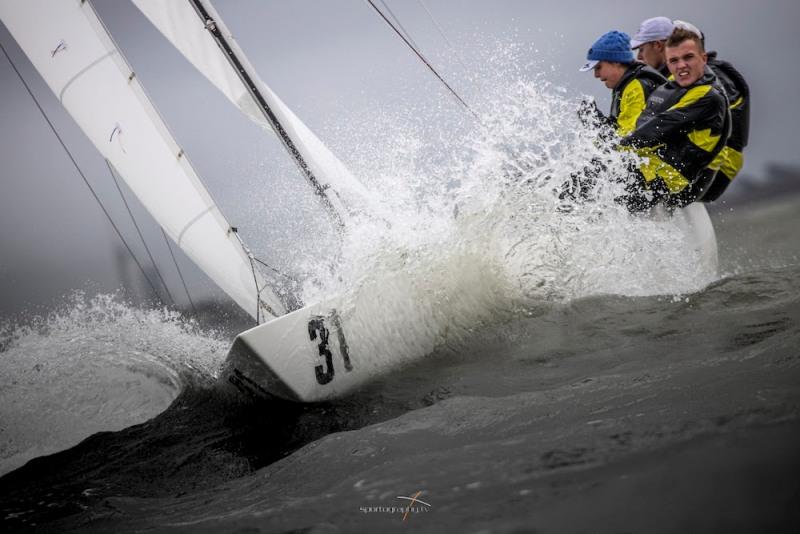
1, 0, 799, 321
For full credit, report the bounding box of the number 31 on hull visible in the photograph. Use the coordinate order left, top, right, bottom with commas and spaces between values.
221, 306, 357, 402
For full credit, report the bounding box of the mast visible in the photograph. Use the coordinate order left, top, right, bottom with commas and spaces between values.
187, 0, 344, 230
131, 0, 373, 230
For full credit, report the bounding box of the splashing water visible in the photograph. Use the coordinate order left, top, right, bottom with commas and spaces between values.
296, 47, 719, 363
0, 293, 229, 476
1, 44, 721, 474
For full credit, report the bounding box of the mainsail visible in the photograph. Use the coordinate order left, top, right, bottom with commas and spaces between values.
131, 0, 373, 226
0, 0, 285, 321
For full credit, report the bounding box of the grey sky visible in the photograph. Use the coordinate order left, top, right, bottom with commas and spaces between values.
1, 0, 799, 319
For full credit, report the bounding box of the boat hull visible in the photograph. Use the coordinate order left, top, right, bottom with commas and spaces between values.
221, 202, 719, 403
221, 301, 362, 402
220, 281, 441, 402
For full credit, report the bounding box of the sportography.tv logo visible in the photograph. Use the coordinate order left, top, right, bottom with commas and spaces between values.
359, 491, 432, 521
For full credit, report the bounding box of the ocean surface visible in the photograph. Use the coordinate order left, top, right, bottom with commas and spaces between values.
2, 70, 799, 531
2, 192, 799, 532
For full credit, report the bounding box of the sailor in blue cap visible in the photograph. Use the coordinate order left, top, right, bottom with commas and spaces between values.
579, 30, 666, 136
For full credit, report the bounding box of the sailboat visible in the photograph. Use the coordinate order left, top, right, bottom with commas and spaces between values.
1, 1, 719, 403
0, 0, 395, 402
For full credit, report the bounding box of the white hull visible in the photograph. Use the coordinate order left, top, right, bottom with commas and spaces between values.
649, 202, 719, 274
222, 300, 360, 402
676, 202, 719, 275
221, 290, 440, 402
221, 202, 719, 403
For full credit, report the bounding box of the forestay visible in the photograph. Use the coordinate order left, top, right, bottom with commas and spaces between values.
0, 0, 285, 321
131, 0, 373, 223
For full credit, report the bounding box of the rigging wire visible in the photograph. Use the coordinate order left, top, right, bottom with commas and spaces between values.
105, 160, 176, 307
415, 0, 471, 73
0, 38, 167, 306
251, 257, 299, 282
364, 0, 479, 120
227, 227, 280, 324
369, 1, 528, 174
376, 0, 421, 51
161, 228, 198, 316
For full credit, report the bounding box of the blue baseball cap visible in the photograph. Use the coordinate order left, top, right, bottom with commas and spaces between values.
580, 30, 635, 71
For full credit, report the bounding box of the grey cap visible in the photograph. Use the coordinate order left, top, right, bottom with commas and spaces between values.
631, 16, 674, 49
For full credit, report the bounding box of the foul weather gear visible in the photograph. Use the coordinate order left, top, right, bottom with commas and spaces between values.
579, 63, 668, 136
609, 63, 668, 136
702, 51, 750, 201
619, 69, 730, 208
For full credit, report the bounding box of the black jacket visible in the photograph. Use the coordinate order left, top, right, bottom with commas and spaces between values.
609, 63, 667, 135
702, 51, 750, 201
620, 69, 730, 199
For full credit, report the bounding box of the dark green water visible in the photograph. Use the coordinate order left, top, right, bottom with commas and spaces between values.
2, 195, 799, 533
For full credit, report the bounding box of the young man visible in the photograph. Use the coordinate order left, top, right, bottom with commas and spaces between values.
672, 20, 750, 202
618, 27, 731, 210
579, 30, 666, 136
630, 16, 674, 78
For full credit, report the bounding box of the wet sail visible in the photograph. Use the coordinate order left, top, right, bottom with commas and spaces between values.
131, 0, 373, 225
0, 0, 285, 321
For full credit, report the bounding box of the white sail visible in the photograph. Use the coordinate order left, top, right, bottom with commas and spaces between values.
0, 0, 285, 321
131, 0, 372, 223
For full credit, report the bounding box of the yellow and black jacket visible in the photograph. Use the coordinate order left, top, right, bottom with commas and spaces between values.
702, 52, 750, 201
609, 63, 667, 136
619, 69, 730, 204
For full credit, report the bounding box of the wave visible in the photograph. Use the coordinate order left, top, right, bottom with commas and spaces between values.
0, 292, 229, 476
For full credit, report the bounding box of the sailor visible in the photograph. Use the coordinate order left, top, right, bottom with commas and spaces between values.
618, 27, 731, 211
672, 20, 750, 202
630, 17, 675, 78
562, 30, 666, 204
578, 30, 667, 136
